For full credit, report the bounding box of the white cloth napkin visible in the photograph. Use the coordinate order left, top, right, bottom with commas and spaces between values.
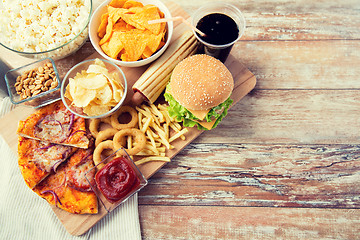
0, 97, 142, 240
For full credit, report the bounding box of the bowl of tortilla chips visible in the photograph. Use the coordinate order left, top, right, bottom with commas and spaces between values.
89, 0, 173, 67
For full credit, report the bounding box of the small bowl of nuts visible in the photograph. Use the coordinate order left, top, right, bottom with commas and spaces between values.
5, 58, 61, 108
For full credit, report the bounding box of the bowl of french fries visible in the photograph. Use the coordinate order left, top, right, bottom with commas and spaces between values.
89, 0, 173, 67
60, 58, 127, 119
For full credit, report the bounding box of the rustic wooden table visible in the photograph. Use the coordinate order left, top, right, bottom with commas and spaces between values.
1, 0, 359, 239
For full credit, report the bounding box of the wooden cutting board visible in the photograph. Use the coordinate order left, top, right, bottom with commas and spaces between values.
0, 1, 256, 236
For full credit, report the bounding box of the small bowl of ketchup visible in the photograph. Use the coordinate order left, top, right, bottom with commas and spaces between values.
85, 148, 147, 211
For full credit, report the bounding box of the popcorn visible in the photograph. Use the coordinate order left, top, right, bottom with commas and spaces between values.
0, 0, 91, 59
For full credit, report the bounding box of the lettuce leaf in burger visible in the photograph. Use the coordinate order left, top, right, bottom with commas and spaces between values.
164, 54, 234, 130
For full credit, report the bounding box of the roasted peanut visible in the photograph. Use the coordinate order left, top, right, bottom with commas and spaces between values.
14, 61, 58, 100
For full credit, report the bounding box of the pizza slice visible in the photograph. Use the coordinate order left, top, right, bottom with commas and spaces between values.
33, 148, 98, 214
18, 136, 77, 189
17, 100, 90, 149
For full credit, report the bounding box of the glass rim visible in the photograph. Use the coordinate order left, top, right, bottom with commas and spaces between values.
0, 0, 92, 55
191, 2, 246, 49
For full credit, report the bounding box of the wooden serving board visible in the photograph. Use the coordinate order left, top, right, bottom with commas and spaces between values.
0, 1, 256, 236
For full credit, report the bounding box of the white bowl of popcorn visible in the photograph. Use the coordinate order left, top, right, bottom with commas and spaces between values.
0, 0, 92, 60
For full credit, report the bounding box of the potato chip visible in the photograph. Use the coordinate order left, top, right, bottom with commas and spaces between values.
78, 74, 108, 90
72, 86, 97, 107
94, 84, 113, 105
64, 59, 125, 116
83, 104, 111, 116
87, 62, 108, 74
87, 62, 124, 102
108, 78, 124, 102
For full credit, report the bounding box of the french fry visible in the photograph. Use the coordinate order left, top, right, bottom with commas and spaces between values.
141, 116, 152, 133
169, 128, 188, 143
169, 122, 186, 140
146, 129, 158, 153
138, 111, 143, 130
150, 104, 164, 122
127, 134, 133, 149
135, 156, 171, 166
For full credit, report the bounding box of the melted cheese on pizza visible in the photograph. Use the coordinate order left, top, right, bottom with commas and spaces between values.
32, 143, 73, 172
35, 111, 72, 143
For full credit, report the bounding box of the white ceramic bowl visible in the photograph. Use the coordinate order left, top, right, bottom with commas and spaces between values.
89, 0, 173, 67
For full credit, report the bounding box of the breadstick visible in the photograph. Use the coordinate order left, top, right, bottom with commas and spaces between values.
132, 31, 198, 105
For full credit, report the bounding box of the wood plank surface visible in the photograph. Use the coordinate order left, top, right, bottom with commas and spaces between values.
139, 206, 360, 240
196, 90, 360, 144
139, 144, 360, 208
232, 41, 360, 89
1, 0, 360, 238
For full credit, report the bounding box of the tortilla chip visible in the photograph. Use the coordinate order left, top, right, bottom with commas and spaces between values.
146, 31, 164, 53
142, 46, 153, 59
98, 13, 109, 38
119, 30, 148, 61
131, 5, 161, 34
97, 0, 167, 61
126, 23, 136, 30
113, 20, 128, 32
120, 12, 145, 30
99, 16, 114, 45
123, 0, 143, 9
101, 31, 124, 59
108, 6, 127, 23
109, 0, 126, 8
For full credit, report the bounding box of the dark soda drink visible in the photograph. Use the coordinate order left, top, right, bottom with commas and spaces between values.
196, 13, 239, 62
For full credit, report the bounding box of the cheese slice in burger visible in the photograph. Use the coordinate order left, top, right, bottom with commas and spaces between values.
164, 54, 234, 130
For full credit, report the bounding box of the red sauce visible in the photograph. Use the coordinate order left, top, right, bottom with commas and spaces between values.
95, 157, 140, 203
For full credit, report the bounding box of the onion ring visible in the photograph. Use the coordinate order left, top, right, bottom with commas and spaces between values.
89, 117, 113, 138
101, 116, 112, 125
95, 128, 118, 147
89, 119, 101, 138
93, 140, 115, 167
110, 106, 138, 130
113, 128, 146, 156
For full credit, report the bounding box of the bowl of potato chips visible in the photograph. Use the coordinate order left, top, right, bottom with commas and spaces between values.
89, 0, 173, 67
60, 58, 127, 119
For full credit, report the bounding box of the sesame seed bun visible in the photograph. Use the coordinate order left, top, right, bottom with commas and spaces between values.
169, 54, 234, 111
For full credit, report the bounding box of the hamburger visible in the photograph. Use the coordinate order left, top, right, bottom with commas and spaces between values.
164, 54, 234, 130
